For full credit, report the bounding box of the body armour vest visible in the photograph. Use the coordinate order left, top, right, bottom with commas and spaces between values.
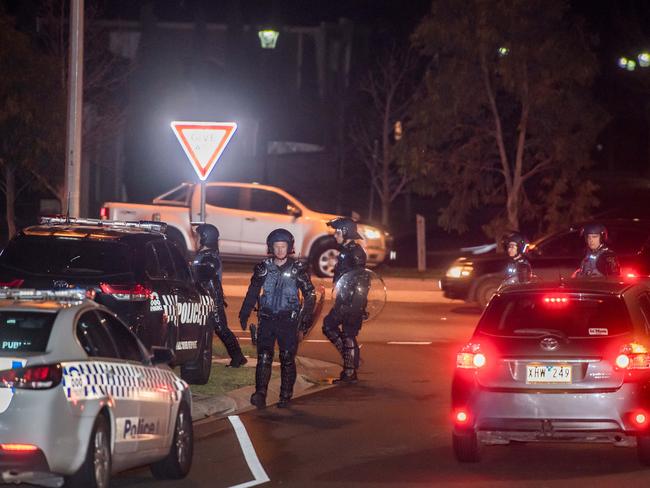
192, 248, 222, 300
259, 258, 301, 314
503, 255, 532, 285
578, 246, 619, 278
333, 241, 367, 283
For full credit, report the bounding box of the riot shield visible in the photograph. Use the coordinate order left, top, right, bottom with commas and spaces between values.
333, 268, 387, 322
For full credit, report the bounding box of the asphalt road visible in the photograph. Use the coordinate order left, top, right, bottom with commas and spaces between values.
113, 298, 650, 488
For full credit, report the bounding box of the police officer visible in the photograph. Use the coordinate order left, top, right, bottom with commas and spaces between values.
238, 229, 316, 409
192, 224, 247, 368
322, 217, 367, 384
574, 223, 620, 278
502, 232, 532, 286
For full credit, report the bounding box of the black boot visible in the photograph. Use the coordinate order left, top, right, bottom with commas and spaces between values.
333, 338, 357, 384
216, 323, 247, 367
278, 350, 297, 408
251, 351, 273, 409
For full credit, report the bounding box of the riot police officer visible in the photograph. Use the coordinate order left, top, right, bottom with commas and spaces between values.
192, 224, 247, 367
322, 217, 367, 384
574, 223, 620, 278
238, 229, 316, 409
501, 232, 532, 286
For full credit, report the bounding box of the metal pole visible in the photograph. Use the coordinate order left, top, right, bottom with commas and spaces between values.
64, 0, 84, 217
200, 180, 206, 222
416, 214, 426, 272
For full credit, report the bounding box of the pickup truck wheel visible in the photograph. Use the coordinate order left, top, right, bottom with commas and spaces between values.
180, 328, 213, 385
476, 278, 500, 309
311, 244, 339, 278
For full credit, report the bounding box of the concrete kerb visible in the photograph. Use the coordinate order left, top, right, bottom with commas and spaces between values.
190, 355, 339, 439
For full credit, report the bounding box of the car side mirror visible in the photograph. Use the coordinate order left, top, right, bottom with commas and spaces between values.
287, 204, 302, 218
151, 346, 175, 365
192, 263, 213, 282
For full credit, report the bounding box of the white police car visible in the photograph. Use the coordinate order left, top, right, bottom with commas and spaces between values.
0, 289, 193, 488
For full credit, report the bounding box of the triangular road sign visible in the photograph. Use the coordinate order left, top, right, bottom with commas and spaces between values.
170, 121, 237, 180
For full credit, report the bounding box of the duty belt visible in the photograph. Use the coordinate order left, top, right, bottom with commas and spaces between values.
259, 309, 298, 320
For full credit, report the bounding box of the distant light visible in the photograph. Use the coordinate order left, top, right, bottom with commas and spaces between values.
627, 59, 637, 71
394, 120, 403, 141
258, 30, 279, 49
618, 57, 629, 69
639, 52, 650, 68
498, 46, 509, 57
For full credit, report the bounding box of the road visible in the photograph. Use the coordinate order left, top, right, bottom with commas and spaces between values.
113, 294, 650, 487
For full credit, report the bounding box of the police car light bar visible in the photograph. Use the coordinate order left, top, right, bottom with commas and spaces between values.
39, 216, 167, 233
0, 288, 91, 301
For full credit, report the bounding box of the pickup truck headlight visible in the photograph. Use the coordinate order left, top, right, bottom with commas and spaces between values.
446, 264, 474, 278
362, 227, 382, 240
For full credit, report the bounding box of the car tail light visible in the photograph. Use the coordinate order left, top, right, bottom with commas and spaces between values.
100, 283, 152, 301
456, 343, 487, 369
0, 364, 62, 389
0, 444, 38, 452
615, 342, 650, 370
0, 279, 24, 288
453, 408, 472, 426
543, 295, 570, 307
100, 206, 109, 220
628, 410, 650, 429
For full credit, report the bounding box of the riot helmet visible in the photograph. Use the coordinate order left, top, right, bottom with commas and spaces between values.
327, 217, 363, 240
580, 223, 608, 243
266, 228, 295, 254
501, 232, 528, 256
195, 223, 220, 249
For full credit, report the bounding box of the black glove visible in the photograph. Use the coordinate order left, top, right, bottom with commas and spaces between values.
239, 314, 248, 331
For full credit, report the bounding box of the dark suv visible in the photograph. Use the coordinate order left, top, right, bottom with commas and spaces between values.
441, 219, 650, 307
0, 217, 214, 384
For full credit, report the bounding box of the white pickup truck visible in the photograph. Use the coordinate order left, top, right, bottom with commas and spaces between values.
101, 182, 390, 277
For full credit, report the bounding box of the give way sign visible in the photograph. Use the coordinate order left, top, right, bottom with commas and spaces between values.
170, 121, 237, 180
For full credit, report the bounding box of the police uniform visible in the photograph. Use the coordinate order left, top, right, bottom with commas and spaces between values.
575, 245, 620, 277
323, 218, 368, 383
503, 255, 532, 285
239, 230, 316, 409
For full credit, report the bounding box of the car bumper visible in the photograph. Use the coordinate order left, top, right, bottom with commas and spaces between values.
439, 277, 471, 300
453, 379, 650, 444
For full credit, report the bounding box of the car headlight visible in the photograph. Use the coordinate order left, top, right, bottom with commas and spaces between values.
362, 227, 382, 240
446, 264, 474, 278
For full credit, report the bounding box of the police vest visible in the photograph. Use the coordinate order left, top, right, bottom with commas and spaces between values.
259, 259, 301, 314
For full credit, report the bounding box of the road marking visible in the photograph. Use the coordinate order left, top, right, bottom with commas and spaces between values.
227, 415, 270, 488
305, 339, 330, 343
387, 341, 432, 345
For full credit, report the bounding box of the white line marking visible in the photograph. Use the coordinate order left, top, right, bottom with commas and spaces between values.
305, 339, 330, 343
227, 415, 270, 488
387, 341, 432, 345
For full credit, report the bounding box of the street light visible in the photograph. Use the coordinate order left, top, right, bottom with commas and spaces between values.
258, 29, 279, 49
498, 46, 509, 57
639, 52, 650, 68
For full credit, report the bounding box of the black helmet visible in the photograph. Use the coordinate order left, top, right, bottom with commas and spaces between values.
580, 223, 608, 243
195, 223, 220, 248
266, 228, 295, 254
327, 217, 363, 240
502, 232, 528, 255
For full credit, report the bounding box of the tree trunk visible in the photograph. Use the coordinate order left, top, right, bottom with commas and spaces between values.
381, 197, 390, 227
4, 165, 16, 240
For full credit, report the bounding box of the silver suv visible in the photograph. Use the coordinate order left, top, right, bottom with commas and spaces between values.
452, 279, 650, 464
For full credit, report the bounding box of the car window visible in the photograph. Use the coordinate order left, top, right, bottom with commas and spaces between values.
478, 293, 633, 337
0, 237, 133, 276
250, 189, 292, 215
535, 231, 583, 257
98, 312, 143, 362
157, 184, 190, 204
144, 243, 161, 279
168, 242, 191, 282
206, 186, 244, 210
76, 311, 119, 358
0, 311, 56, 352
608, 228, 649, 255
152, 241, 174, 279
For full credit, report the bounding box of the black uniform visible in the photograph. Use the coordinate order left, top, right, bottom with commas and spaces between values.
322, 240, 368, 382
192, 248, 247, 367
575, 245, 620, 278
239, 257, 316, 408
503, 255, 532, 285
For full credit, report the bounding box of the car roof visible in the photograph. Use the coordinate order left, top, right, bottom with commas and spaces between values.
20, 225, 164, 242
498, 279, 643, 296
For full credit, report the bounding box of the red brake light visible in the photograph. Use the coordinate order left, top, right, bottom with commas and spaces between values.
615, 342, 650, 371
453, 408, 472, 425
630, 410, 650, 429
543, 295, 570, 307
100, 207, 109, 220
100, 283, 152, 301
0, 444, 38, 452
0, 279, 24, 288
0, 364, 62, 390
457, 343, 487, 369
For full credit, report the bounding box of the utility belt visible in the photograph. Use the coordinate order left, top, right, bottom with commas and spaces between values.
258, 309, 299, 321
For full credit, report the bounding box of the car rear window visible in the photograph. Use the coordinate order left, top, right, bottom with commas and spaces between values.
478, 293, 632, 338
0, 312, 56, 352
0, 237, 132, 276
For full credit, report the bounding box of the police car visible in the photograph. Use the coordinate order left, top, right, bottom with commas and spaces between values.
0, 217, 214, 384
0, 289, 193, 487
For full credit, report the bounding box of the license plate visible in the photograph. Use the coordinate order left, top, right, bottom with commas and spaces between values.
526, 364, 572, 384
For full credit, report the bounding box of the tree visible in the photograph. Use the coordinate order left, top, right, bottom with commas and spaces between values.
349, 46, 429, 226
409, 0, 606, 237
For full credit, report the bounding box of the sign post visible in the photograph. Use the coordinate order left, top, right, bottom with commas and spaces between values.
170, 121, 237, 222
416, 214, 426, 272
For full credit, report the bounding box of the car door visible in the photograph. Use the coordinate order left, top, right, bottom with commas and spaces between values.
100, 311, 172, 453
144, 240, 177, 351
528, 230, 583, 280
240, 188, 304, 257
74, 311, 141, 456
196, 185, 244, 255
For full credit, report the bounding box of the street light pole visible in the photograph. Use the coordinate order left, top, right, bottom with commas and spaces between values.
64, 0, 84, 217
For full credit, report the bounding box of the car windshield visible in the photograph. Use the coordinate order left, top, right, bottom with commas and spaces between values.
0, 237, 132, 276
0, 311, 56, 352
477, 293, 632, 338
